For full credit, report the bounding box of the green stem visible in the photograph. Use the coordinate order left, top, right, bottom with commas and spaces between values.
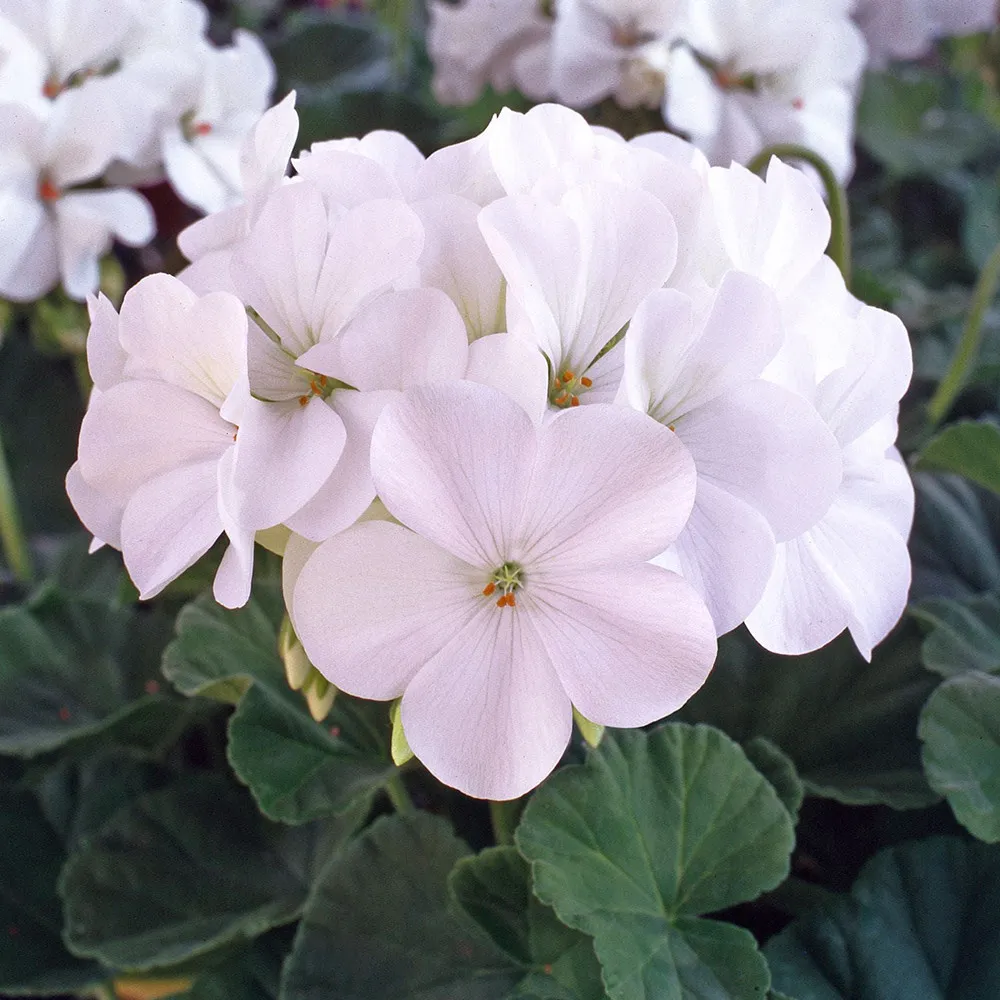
385, 771, 416, 815
747, 144, 852, 281
0, 423, 32, 585
489, 799, 519, 847
927, 240, 1000, 429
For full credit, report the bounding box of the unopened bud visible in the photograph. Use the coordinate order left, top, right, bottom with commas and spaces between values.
572, 706, 605, 748
279, 614, 312, 690
304, 671, 337, 721
390, 699, 414, 766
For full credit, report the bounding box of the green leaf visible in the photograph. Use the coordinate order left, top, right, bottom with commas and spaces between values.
450, 847, 606, 1000
281, 812, 523, 1000
226, 682, 395, 824
162, 586, 285, 703
185, 928, 294, 1000
743, 738, 804, 821
0, 588, 181, 757
0, 786, 105, 995
910, 472, 1000, 601
515, 724, 795, 1000
675, 628, 939, 808
919, 672, 1000, 841
60, 774, 355, 973
916, 420, 1000, 493
766, 836, 1000, 998
911, 591, 1000, 676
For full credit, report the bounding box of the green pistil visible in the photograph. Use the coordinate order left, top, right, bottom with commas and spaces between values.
485, 561, 524, 607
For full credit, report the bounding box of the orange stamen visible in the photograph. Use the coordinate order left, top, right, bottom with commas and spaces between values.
507, 593, 516, 607
38, 178, 60, 202
319, 374, 328, 386
668, 423, 676, 431
310, 380, 322, 395
43, 78, 60, 99
580, 376, 593, 387
554, 392, 569, 405
194, 121, 213, 136
570, 396, 580, 406
792, 97, 804, 110
496, 595, 507, 608
298, 395, 310, 406
562, 371, 575, 383
482, 581, 496, 596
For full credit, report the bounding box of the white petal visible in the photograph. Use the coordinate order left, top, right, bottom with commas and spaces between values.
85, 293, 126, 390
66, 460, 123, 550
240, 90, 297, 194
0, 190, 58, 302
530, 564, 717, 726
402, 602, 572, 799
674, 380, 842, 541
465, 332, 549, 426
283, 389, 389, 542
120, 459, 224, 600
371, 381, 536, 567
660, 477, 776, 635
519, 404, 696, 569
292, 519, 481, 699
229, 395, 346, 530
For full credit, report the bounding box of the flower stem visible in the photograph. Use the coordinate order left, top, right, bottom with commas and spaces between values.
0, 423, 32, 585
927, 240, 1000, 430
385, 771, 416, 815
747, 144, 851, 281
489, 799, 519, 846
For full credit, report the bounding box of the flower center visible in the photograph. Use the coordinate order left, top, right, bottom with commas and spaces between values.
181, 110, 214, 141
550, 369, 592, 408
38, 175, 60, 202
482, 561, 523, 609
297, 372, 333, 407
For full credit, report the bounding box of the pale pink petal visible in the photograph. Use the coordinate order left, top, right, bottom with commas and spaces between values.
291, 147, 402, 205
118, 275, 246, 408
177, 204, 246, 263
228, 395, 346, 530
292, 520, 482, 699
284, 389, 391, 542
301, 288, 468, 392
77, 380, 233, 503
66, 460, 123, 550
624, 274, 782, 422
674, 380, 842, 541
465, 333, 549, 425
402, 603, 573, 799
530, 564, 717, 727
85, 293, 126, 390
577, 339, 625, 406
371, 381, 535, 567
240, 91, 296, 194
0, 190, 57, 302
120, 460, 224, 600
214, 447, 256, 610
659, 477, 776, 635
519, 404, 696, 569
282, 531, 320, 611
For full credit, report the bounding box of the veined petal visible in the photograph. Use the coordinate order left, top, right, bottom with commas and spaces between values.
66, 460, 123, 550
530, 564, 717, 727
229, 395, 347, 530
465, 332, 549, 425
292, 520, 482, 699
624, 274, 782, 423
371, 381, 535, 567
77, 380, 234, 503
519, 404, 696, 569
86, 293, 126, 390
402, 602, 572, 799
659, 477, 776, 636
215, 447, 256, 610
0, 189, 57, 303
284, 389, 390, 542
306, 288, 468, 392
674, 380, 842, 541
120, 459, 224, 601
118, 274, 246, 408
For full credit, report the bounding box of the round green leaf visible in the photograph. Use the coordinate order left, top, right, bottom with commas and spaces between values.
767, 836, 1000, 998
916, 420, 1000, 494
226, 682, 395, 825
675, 628, 939, 808
919, 672, 1000, 841
516, 724, 794, 1000
911, 592, 1000, 676
281, 813, 523, 1000
60, 775, 350, 972
743, 738, 804, 821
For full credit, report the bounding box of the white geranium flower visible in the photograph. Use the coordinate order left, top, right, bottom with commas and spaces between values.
665, 0, 866, 181
0, 95, 153, 301
427, 0, 553, 105
70, 274, 253, 607
291, 380, 716, 799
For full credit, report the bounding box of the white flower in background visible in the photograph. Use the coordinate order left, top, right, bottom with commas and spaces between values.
850, 0, 997, 66
550, 0, 682, 109
291, 380, 716, 799
665, 0, 866, 182
69, 274, 253, 607
427, 0, 553, 105
0, 95, 154, 301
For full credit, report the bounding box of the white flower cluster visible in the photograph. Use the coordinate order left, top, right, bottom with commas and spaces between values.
69, 100, 914, 799
429, 0, 996, 182
0, 0, 275, 302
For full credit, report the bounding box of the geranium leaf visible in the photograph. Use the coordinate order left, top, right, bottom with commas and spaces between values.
916, 420, 1000, 494
767, 837, 1000, 998
919, 672, 1000, 842
515, 724, 794, 1000
911, 592, 1000, 676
